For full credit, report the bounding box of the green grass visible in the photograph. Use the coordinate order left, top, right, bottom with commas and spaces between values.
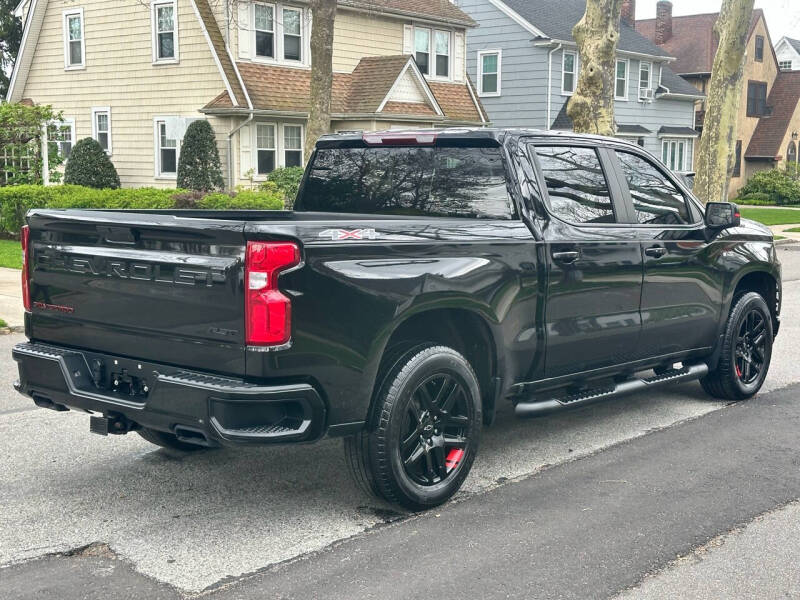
785, 228, 800, 233
0, 318, 6, 328
739, 207, 800, 226
0, 239, 22, 269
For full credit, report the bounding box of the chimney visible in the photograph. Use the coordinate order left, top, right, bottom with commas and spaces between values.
621, 0, 636, 28
655, 0, 673, 44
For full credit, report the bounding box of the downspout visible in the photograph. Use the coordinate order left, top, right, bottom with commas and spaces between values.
546, 43, 562, 130
227, 112, 253, 190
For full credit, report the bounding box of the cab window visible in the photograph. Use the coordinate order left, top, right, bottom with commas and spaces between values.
535, 146, 616, 224
615, 150, 693, 225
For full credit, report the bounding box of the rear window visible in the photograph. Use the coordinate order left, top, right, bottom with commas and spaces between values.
298, 146, 516, 219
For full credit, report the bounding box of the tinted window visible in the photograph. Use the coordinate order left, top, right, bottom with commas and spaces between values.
300, 146, 515, 219
616, 151, 692, 225
535, 146, 615, 224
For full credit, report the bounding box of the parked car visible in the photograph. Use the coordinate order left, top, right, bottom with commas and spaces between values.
13, 129, 781, 510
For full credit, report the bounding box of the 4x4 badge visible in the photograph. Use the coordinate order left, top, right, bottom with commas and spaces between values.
318, 228, 379, 241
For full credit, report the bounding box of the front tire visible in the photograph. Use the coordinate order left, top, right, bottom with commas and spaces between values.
701, 292, 773, 401
345, 345, 482, 511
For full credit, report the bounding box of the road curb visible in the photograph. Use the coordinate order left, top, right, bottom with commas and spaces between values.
0, 326, 24, 335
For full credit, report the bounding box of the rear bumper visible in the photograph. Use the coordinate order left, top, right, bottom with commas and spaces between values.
12, 341, 326, 446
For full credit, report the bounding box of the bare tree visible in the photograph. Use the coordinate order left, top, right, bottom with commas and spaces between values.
693, 0, 755, 203
305, 0, 337, 162
566, 0, 624, 136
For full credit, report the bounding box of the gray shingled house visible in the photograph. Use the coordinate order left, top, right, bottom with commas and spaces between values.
458, 0, 703, 173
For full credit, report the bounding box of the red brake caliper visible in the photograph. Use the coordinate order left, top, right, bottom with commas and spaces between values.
736, 365, 742, 377
445, 448, 464, 471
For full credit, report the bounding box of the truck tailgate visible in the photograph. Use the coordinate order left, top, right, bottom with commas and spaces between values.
27, 210, 247, 376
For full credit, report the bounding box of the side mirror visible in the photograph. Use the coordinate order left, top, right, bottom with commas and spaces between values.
705, 202, 741, 230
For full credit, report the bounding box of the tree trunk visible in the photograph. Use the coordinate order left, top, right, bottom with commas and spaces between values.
693, 0, 754, 203
566, 0, 624, 136
304, 0, 336, 162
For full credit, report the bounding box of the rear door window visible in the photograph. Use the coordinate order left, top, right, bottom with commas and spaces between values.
299, 146, 516, 219
535, 146, 616, 224
615, 150, 693, 225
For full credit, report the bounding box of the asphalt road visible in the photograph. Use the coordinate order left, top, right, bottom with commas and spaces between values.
1, 244, 799, 598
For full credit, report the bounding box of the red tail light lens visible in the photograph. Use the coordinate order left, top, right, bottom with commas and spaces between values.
21, 225, 31, 312
245, 241, 301, 347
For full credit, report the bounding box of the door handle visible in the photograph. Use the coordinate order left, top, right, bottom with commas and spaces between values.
645, 246, 667, 258
552, 250, 580, 264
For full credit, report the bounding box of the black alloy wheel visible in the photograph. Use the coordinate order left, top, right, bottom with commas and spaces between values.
400, 373, 472, 486
735, 309, 767, 385
344, 344, 482, 510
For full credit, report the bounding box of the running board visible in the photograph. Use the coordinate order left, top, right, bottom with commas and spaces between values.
514, 363, 709, 418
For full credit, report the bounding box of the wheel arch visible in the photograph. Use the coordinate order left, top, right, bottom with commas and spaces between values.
367, 306, 503, 428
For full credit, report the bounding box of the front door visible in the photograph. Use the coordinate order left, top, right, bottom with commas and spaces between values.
609, 148, 721, 359
531, 144, 644, 379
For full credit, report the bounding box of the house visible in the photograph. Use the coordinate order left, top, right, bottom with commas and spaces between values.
775, 37, 800, 71
637, 2, 800, 196
458, 0, 703, 174
7, 0, 486, 188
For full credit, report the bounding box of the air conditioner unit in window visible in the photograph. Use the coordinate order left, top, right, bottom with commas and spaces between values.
639, 88, 655, 102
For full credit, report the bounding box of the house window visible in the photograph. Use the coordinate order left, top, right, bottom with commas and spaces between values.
733, 140, 742, 177
49, 120, 75, 159
152, 1, 178, 62
779, 60, 793, 70
562, 51, 577, 95
283, 124, 303, 167
639, 61, 652, 100
755, 35, 764, 62
63, 9, 84, 69
256, 124, 276, 174
414, 28, 430, 75
92, 107, 111, 155
254, 4, 275, 58
434, 30, 450, 78
478, 50, 500, 96
156, 120, 178, 176
787, 141, 797, 164
661, 138, 691, 172
615, 59, 628, 99
282, 7, 302, 61
746, 81, 768, 117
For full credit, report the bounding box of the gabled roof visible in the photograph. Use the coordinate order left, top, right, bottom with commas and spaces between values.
636, 9, 767, 75
788, 38, 800, 54
658, 65, 705, 98
498, 0, 672, 59
340, 0, 476, 27
204, 56, 485, 124
746, 71, 800, 159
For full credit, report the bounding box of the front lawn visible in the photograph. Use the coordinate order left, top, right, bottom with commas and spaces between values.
739, 207, 800, 226
0, 239, 22, 269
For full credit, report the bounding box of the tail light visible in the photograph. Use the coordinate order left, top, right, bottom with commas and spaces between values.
21, 225, 31, 312
245, 241, 301, 347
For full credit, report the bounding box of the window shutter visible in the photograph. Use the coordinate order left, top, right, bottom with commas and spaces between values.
403, 24, 413, 55
453, 31, 465, 82
238, 2, 251, 59
239, 124, 253, 178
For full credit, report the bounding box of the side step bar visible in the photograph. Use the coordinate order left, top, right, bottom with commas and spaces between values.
514, 363, 709, 418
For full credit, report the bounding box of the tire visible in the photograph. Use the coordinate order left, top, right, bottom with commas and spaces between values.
344, 344, 482, 511
701, 292, 773, 401
137, 427, 208, 452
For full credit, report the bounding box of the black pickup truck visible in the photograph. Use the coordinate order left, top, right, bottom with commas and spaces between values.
13, 129, 781, 509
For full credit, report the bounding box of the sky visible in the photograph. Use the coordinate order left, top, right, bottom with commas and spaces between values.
636, 0, 800, 42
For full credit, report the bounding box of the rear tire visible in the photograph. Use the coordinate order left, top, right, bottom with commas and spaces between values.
344, 344, 482, 511
701, 292, 773, 401
137, 427, 207, 452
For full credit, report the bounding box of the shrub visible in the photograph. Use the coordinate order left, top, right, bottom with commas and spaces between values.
177, 120, 225, 192
265, 166, 304, 208
64, 138, 120, 189
0, 184, 284, 235
0, 102, 64, 186
736, 168, 800, 206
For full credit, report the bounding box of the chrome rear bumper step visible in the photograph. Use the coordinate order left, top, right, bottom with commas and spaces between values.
514, 363, 709, 418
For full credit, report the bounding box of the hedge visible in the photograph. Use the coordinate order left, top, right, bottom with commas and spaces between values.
735, 168, 800, 206
0, 184, 284, 235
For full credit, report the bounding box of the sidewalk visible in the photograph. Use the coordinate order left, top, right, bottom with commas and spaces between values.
0, 267, 23, 329
771, 224, 800, 241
